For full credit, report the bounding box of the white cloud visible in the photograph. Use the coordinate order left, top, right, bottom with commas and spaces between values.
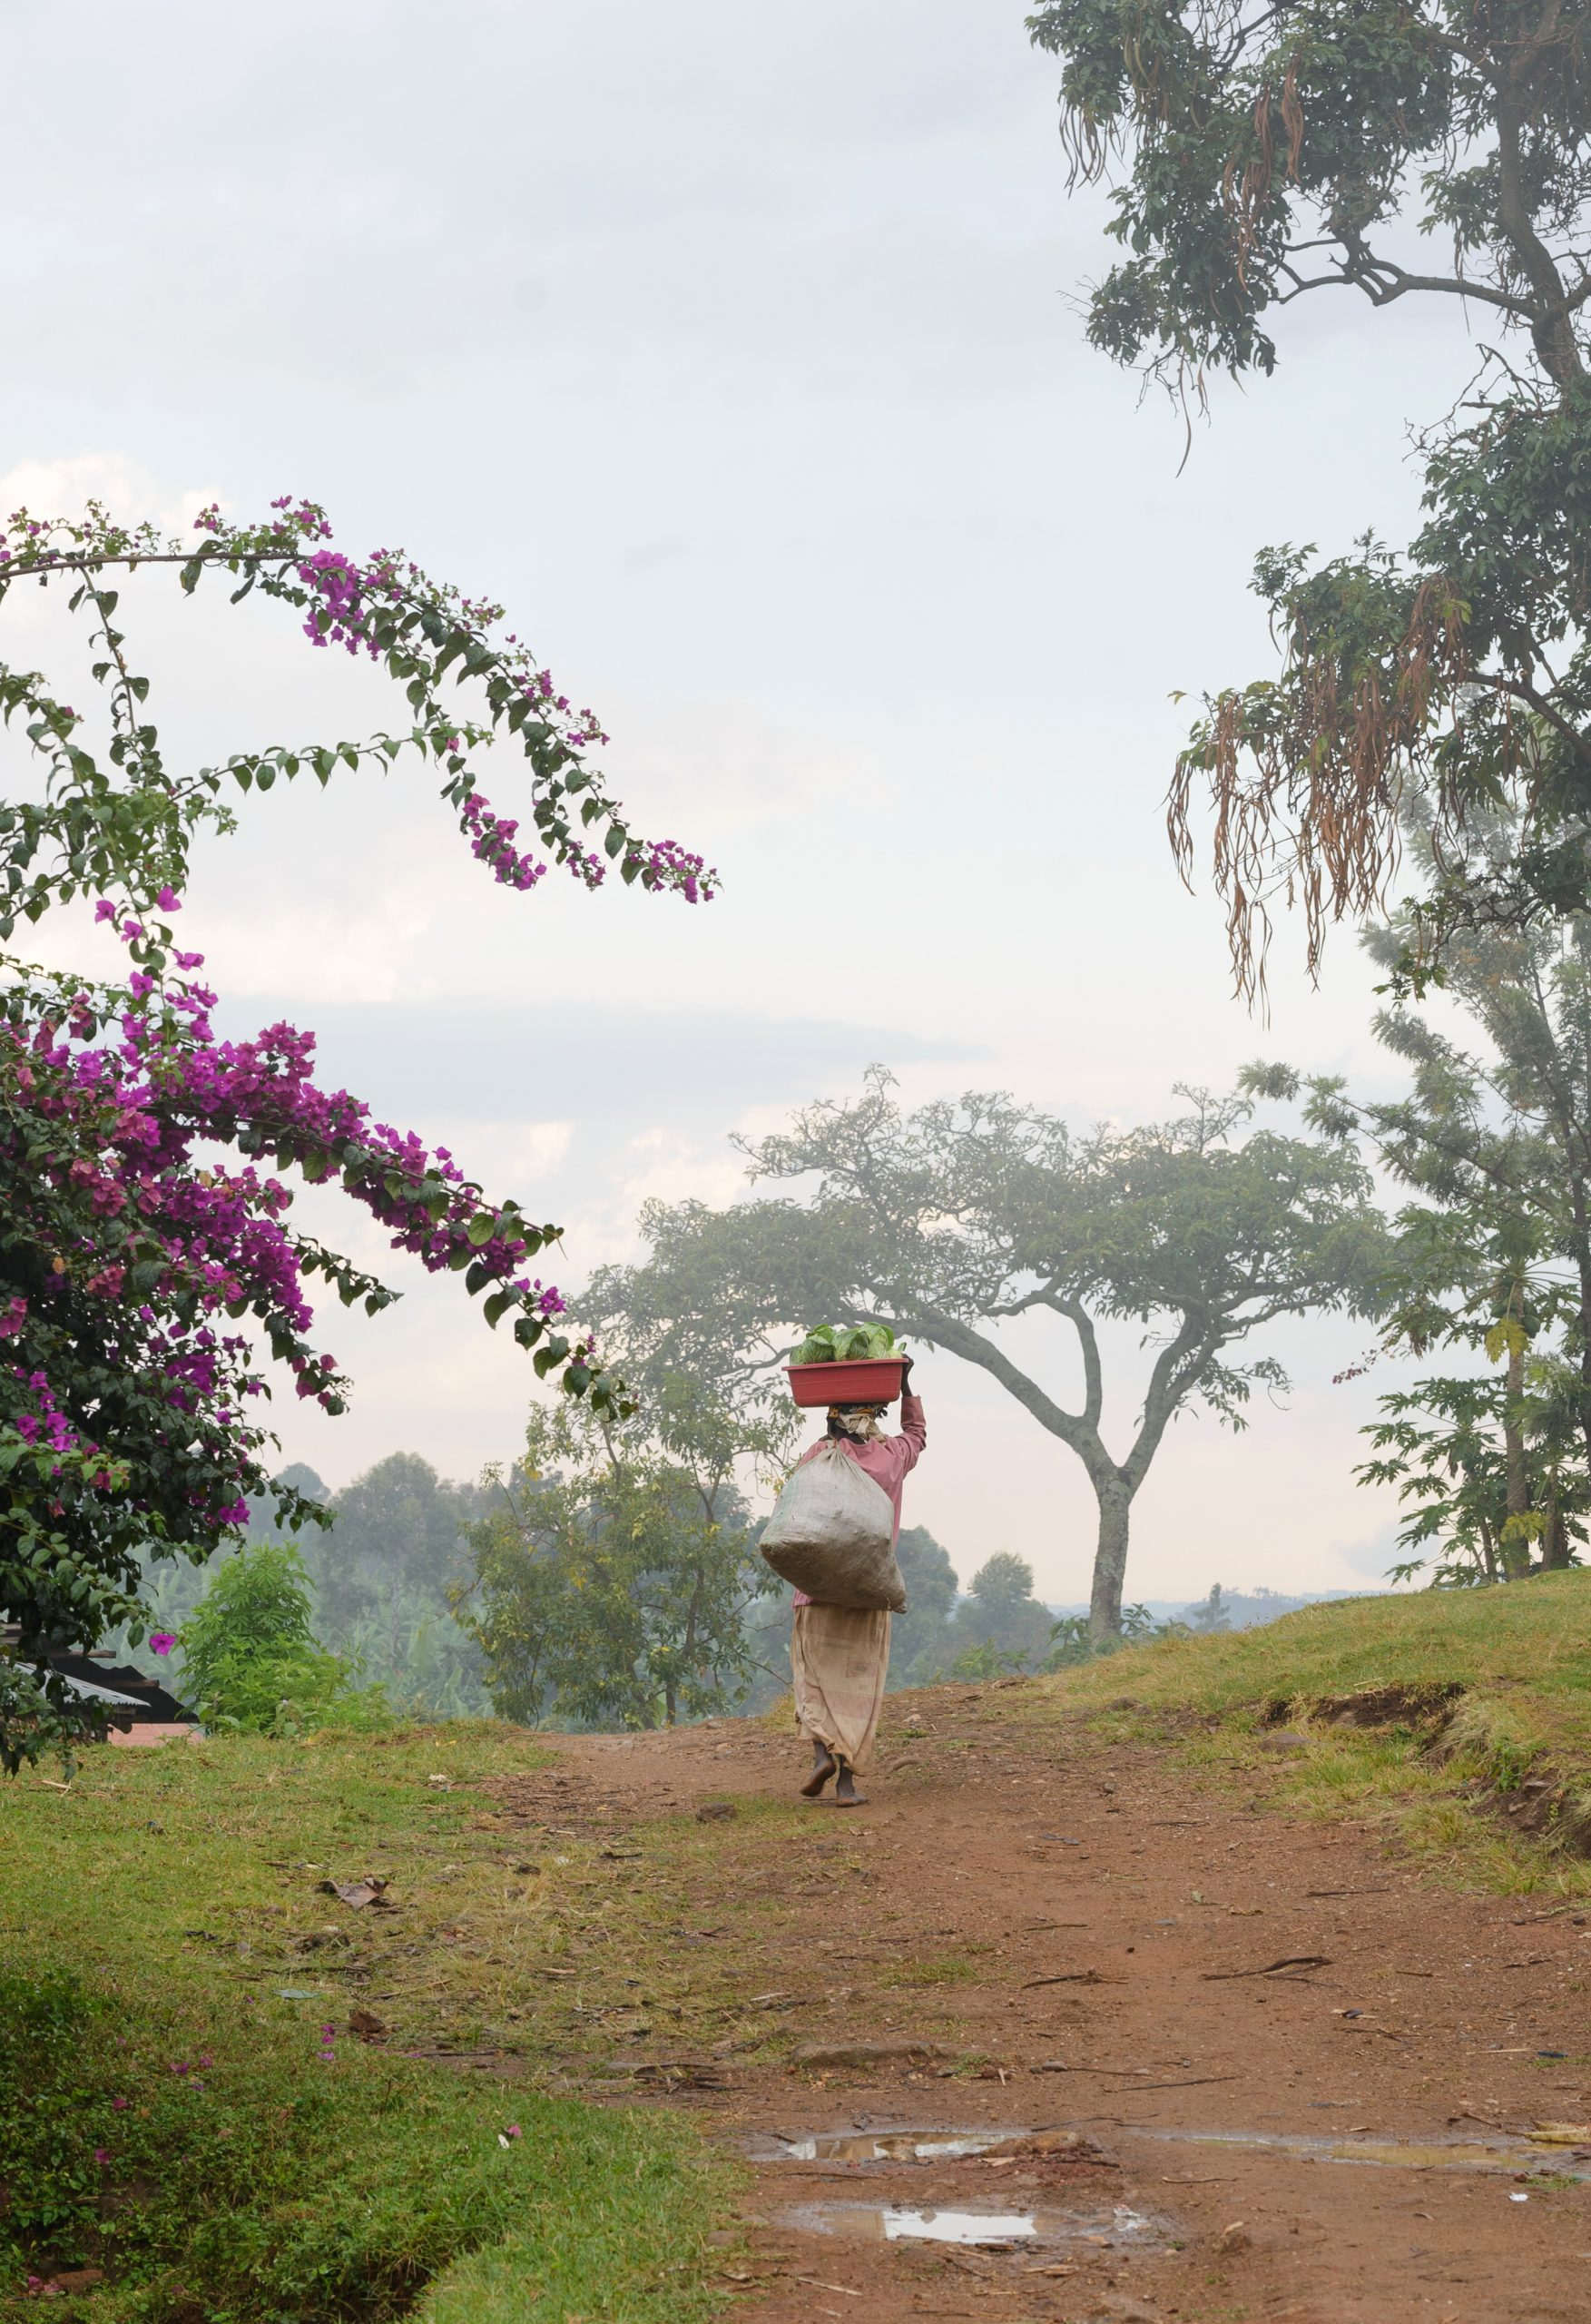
0, 452, 221, 537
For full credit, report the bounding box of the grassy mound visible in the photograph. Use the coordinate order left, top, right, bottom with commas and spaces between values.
1031, 1571, 1591, 1887
0, 1726, 735, 2323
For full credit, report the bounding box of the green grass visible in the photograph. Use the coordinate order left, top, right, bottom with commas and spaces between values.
1047, 1571, 1591, 1719
1021, 1570, 1591, 1893
0, 1724, 738, 2322
879, 1951, 978, 1988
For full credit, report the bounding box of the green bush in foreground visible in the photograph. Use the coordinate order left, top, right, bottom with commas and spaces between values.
0, 1965, 727, 2323
175, 1541, 389, 1736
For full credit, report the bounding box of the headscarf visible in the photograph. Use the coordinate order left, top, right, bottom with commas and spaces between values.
827, 1403, 887, 1443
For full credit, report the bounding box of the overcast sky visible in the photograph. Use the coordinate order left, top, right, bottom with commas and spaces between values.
2, 1, 1495, 1603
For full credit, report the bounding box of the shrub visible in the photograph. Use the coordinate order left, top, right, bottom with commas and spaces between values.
176, 1541, 386, 1735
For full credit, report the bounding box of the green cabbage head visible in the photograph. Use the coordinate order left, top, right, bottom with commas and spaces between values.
791, 1321, 905, 1364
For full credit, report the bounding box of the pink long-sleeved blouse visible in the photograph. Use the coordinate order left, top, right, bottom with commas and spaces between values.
790, 1393, 926, 1608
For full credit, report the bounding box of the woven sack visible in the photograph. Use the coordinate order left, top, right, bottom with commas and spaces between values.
760, 1443, 908, 1612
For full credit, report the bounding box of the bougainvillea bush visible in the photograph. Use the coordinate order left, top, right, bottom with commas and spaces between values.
0, 497, 715, 1768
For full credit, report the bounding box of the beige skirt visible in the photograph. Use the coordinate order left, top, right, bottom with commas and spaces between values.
791, 1603, 891, 1773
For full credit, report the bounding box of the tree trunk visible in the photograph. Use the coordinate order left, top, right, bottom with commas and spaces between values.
1502, 1331, 1531, 1581
1088, 1474, 1134, 1641
1478, 1521, 1498, 1584
1570, 1177, 1591, 1483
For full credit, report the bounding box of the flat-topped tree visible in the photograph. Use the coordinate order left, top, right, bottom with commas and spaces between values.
1026, 0, 1591, 995
585, 1068, 1390, 1638
0, 496, 715, 1768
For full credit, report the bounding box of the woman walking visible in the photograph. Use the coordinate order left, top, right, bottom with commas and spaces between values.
791, 1357, 925, 1807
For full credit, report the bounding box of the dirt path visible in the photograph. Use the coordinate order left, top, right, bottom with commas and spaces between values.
499, 1686, 1591, 2324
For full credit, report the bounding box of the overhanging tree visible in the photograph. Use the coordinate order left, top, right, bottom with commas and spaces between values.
0, 495, 715, 1768
1249, 807, 1591, 1577
585, 1069, 1390, 1637
1026, 0, 1591, 993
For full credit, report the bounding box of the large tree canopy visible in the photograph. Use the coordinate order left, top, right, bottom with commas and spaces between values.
586, 1069, 1390, 1635
1026, 0, 1591, 991
0, 496, 714, 1767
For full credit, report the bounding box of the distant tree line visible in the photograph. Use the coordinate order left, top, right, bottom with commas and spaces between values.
136, 1435, 1168, 1728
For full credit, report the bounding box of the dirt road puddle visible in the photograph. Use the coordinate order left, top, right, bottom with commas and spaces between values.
748, 2123, 1115, 2167
1137, 2126, 1591, 2179
752, 2127, 1014, 2164
777, 2199, 1162, 2249
751, 2117, 1591, 2185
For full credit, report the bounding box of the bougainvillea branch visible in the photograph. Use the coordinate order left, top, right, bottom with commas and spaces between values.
0, 496, 716, 943
0, 496, 715, 1767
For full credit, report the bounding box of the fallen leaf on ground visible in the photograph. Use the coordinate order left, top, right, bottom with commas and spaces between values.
314, 1877, 390, 1909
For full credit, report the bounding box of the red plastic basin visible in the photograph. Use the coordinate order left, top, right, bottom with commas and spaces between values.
787, 1357, 907, 1408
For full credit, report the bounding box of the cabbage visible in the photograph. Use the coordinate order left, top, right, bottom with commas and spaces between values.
792, 1321, 905, 1364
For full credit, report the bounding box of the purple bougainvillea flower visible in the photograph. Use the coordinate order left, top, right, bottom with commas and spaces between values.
112, 2097, 129, 2111
93, 2148, 109, 2163
503, 2122, 523, 2138
149, 1632, 175, 1657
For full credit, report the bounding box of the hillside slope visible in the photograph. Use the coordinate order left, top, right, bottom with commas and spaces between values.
1036, 1570, 1591, 1869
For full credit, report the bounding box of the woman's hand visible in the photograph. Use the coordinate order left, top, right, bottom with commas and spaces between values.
900, 1354, 915, 1390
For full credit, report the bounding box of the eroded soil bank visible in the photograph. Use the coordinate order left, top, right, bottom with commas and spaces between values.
502, 1688, 1591, 2324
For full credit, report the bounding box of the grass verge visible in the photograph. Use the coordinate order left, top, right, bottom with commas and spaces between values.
0, 1723, 737, 2322
1020, 1571, 1591, 1895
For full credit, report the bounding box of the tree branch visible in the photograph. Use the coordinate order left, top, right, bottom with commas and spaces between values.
1057, 1296, 1105, 1428
876, 1296, 1113, 1474
1495, 44, 1584, 384
1122, 1315, 1224, 1492
1494, 671, 1591, 768
1276, 245, 1532, 318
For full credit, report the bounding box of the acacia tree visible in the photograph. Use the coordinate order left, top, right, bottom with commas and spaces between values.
1026, 0, 1591, 992
0, 495, 714, 1768
585, 1070, 1390, 1636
